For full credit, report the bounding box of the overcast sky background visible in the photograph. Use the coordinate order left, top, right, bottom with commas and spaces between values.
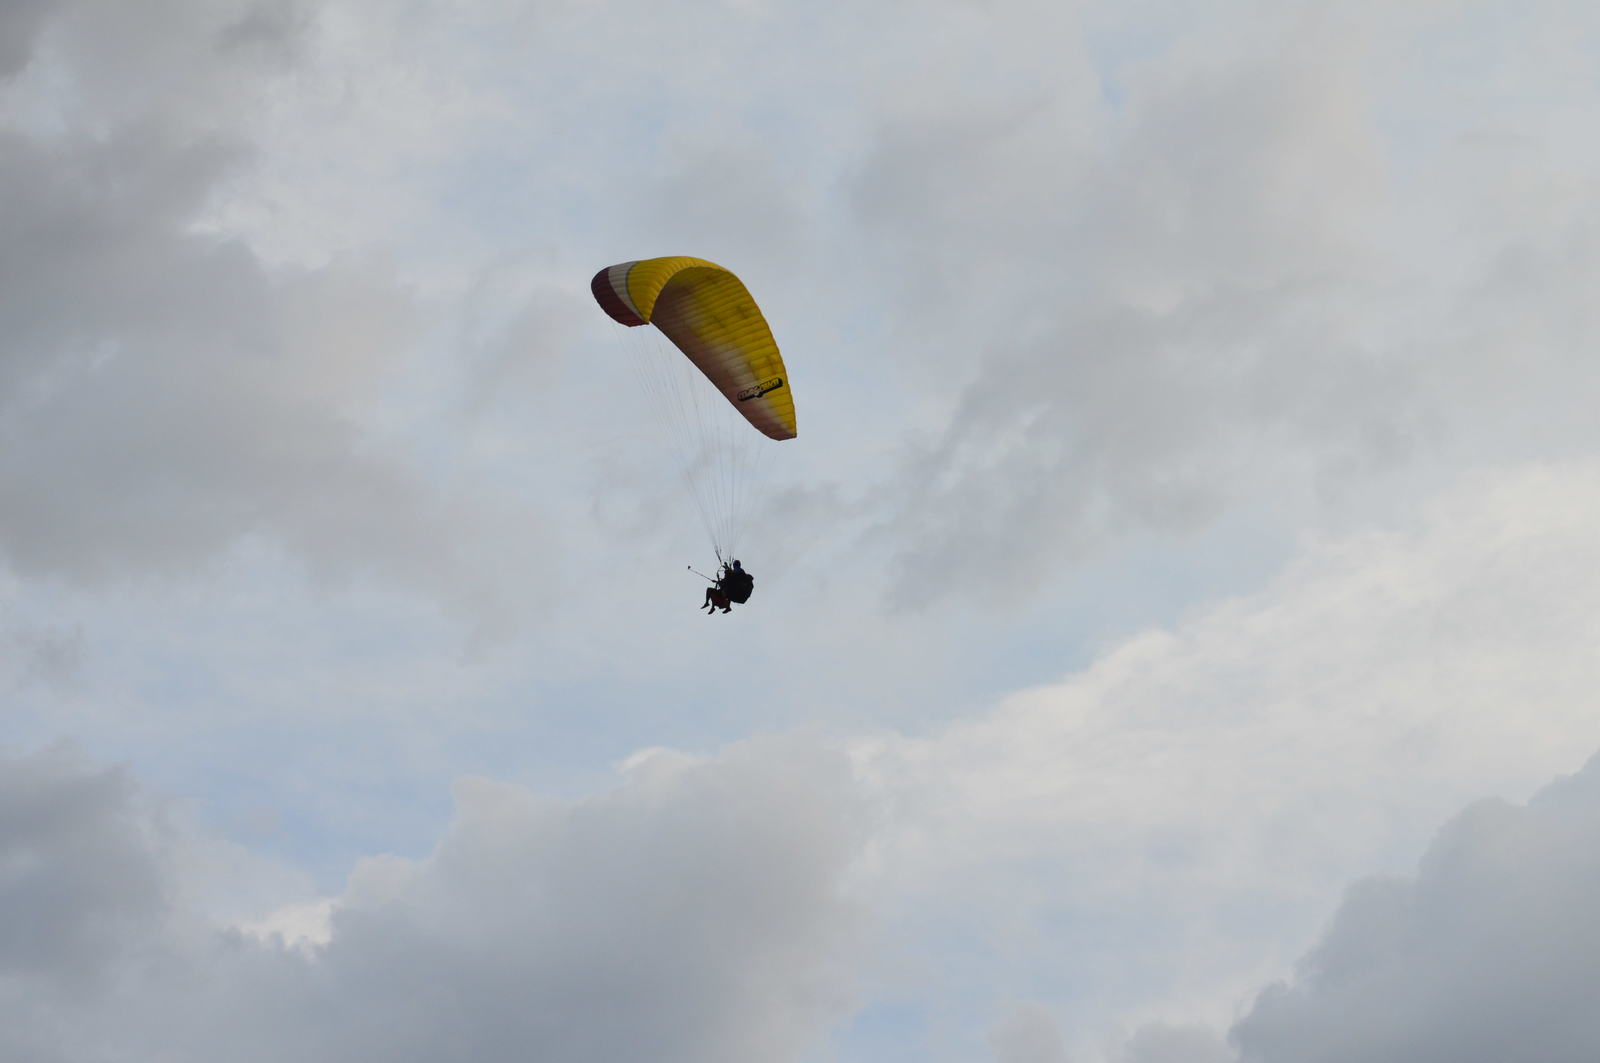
4, 1, 1600, 1060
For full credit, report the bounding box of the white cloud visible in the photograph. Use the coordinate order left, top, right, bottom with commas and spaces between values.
236, 896, 334, 950
846, 459, 1600, 1056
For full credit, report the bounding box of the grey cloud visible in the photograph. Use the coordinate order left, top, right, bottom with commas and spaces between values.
0, 739, 865, 1063
847, 33, 1409, 606
0, 747, 171, 994
31, 0, 309, 132
990, 1001, 1071, 1063
1229, 751, 1600, 1063
0, 128, 438, 585
0, 0, 53, 78
838, 6, 1600, 609
0, 1, 521, 615
216, 1, 307, 62
3, 617, 84, 689
1120, 1024, 1233, 1063
0, 128, 248, 398
626, 137, 812, 267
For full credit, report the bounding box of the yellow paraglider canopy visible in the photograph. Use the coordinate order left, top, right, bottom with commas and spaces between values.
591, 257, 796, 440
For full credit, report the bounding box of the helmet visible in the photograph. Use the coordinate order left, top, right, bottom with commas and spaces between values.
731, 559, 743, 569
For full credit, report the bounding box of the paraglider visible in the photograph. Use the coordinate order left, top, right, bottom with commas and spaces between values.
591, 257, 793, 612
701, 559, 754, 615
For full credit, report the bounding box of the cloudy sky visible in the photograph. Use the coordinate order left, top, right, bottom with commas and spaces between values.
4, 0, 1600, 1059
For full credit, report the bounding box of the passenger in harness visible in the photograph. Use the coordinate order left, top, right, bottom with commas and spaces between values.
701, 559, 754, 615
